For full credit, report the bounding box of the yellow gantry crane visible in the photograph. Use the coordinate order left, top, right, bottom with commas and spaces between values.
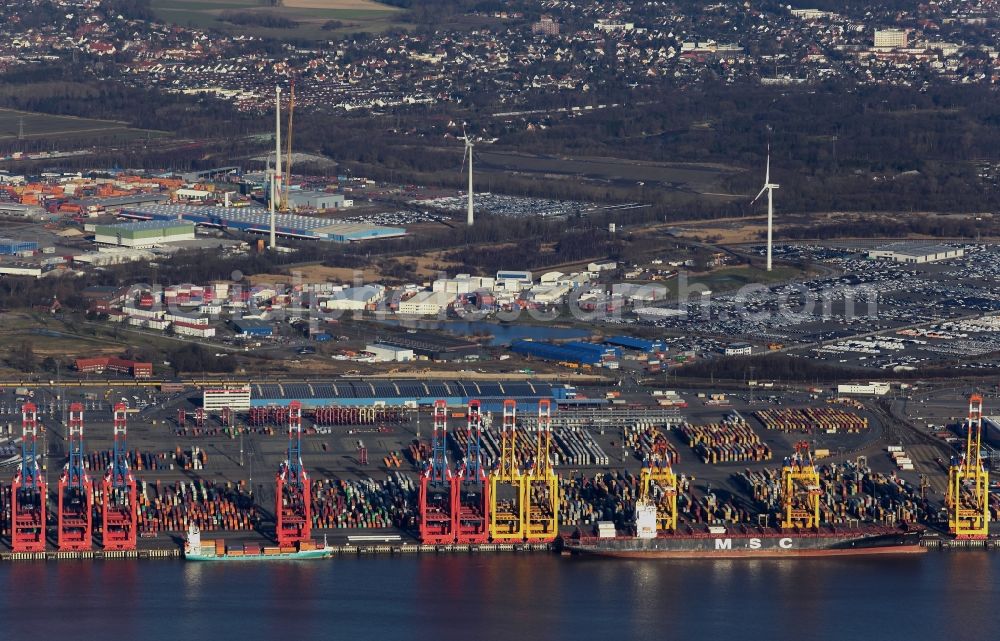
948, 393, 990, 539
638, 455, 678, 532
523, 399, 559, 542
781, 441, 821, 530
489, 400, 524, 541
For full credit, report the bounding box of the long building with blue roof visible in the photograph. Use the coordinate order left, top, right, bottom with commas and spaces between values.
245, 379, 574, 412
604, 335, 663, 353
119, 203, 406, 242
510, 339, 619, 365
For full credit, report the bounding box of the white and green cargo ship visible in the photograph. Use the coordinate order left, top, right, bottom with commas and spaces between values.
183, 525, 334, 561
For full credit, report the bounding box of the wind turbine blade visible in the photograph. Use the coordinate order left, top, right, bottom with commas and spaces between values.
461, 144, 469, 173
750, 185, 767, 204
764, 151, 770, 185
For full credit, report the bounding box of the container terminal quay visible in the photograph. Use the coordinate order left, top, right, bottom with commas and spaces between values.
0, 376, 997, 561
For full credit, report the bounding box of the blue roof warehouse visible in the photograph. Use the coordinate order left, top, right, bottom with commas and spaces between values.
231, 319, 273, 337
510, 339, 620, 366
119, 204, 406, 242
603, 335, 664, 353
0, 238, 39, 255
245, 379, 574, 411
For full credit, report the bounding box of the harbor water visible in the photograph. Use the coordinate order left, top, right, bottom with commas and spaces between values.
2, 553, 997, 640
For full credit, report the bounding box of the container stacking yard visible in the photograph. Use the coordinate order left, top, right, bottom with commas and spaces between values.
1, 385, 997, 560
119, 204, 406, 242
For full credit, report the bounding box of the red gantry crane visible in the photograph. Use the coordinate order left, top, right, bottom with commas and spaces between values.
418, 400, 456, 544
275, 401, 311, 546
454, 400, 490, 544
102, 403, 138, 551
57, 403, 93, 551
11, 402, 46, 552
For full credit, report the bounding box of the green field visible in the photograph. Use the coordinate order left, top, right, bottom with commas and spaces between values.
0, 108, 164, 143
697, 265, 804, 291
650, 265, 808, 300
150, 0, 406, 38
474, 150, 745, 197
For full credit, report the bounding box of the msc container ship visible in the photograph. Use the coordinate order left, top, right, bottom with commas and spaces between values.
184, 525, 333, 561
562, 501, 926, 559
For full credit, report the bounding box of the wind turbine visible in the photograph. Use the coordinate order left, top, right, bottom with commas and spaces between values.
460, 128, 474, 226
270, 86, 282, 250
751, 145, 779, 271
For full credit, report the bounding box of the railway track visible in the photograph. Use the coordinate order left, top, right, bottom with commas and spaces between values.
872, 399, 953, 494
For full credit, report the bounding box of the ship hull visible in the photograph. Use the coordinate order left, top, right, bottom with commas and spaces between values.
564, 531, 926, 559
567, 545, 926, 559
185, 549, 333, 562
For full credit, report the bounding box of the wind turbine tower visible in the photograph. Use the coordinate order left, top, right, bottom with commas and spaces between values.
461, 130, 474, 226
271, 86, 282, 250
751, 146, 779, 271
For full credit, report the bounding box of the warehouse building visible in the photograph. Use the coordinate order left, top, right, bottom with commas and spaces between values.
0, 203, 46, 218
285, 191, 351, 210
867, 243, 965, 264
0, 264, 43, 277
175, 188, 212, 202
588, 261, 618, 273
231, 319, 273, 337
376, 332, 481, 361
74, 193, 169, 214
119, 204, 405, 242
180, 167, 240, 182
613, 283, 667, 303
433, 274, 496, 294
365, 343, 415, 362
321, 285, 385, 311
495, 270, 533, 291
0, 238, 39, 255
510, 339, 619, 366
247, 379, 573, 411
93, 220, 196, 247
530, 284, 570, 305
73, 248, 155, 266
604, 336, 663, 353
